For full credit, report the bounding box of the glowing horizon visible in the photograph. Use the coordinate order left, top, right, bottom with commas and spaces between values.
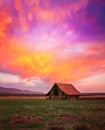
0, 0, 105, 93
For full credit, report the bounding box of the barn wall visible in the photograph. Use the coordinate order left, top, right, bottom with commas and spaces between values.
67, 95, 79, 100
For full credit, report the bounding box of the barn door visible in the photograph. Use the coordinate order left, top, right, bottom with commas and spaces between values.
53, 85, 58, 96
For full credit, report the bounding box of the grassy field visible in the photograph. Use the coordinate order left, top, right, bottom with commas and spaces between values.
0, 97, 105, 130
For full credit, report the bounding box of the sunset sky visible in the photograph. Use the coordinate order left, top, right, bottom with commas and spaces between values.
0, 0, 105, 93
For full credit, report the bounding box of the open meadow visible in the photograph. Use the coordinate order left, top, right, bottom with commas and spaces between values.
0, 97, 105, 130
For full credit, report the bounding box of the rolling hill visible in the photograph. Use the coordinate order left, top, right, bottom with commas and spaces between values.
0, 87, 44, 95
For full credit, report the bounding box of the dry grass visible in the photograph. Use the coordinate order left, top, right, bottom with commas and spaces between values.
0, 95, 46, 99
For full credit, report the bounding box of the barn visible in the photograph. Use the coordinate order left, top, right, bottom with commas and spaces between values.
46, 83, 81, 100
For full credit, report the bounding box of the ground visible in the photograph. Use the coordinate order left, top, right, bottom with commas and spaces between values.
0, 97, 105, 130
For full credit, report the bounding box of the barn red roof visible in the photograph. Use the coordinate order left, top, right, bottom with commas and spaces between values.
56, 83, 81, 95
47, 83, 81, 95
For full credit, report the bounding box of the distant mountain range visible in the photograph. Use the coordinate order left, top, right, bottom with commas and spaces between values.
0, 87, 44, 95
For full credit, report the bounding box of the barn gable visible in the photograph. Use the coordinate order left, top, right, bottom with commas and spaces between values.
46, 83, 81, 100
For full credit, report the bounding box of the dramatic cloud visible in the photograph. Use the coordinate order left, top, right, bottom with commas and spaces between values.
0, 0, 105, 92
0, 72, 21, 84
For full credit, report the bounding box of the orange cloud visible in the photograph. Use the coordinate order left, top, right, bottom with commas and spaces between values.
28, 12, 33, 20
0, 10, 12, 38
0, 0, 3, 6
0, 38, 105, 85
14, 0, 23, 11
25, 0, 36, 6
14, 0, 29, 32
0, 39, 54, 78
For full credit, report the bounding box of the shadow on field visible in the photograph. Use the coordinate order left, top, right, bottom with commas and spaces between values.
48, 114, 105, 130
1, 113, 105, 130
9, 115, 42, 125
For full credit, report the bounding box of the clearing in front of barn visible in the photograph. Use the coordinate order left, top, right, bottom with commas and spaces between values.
0, 97, 105, 130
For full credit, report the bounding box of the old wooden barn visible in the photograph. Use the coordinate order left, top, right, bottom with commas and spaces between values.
46, 83, 81, 100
